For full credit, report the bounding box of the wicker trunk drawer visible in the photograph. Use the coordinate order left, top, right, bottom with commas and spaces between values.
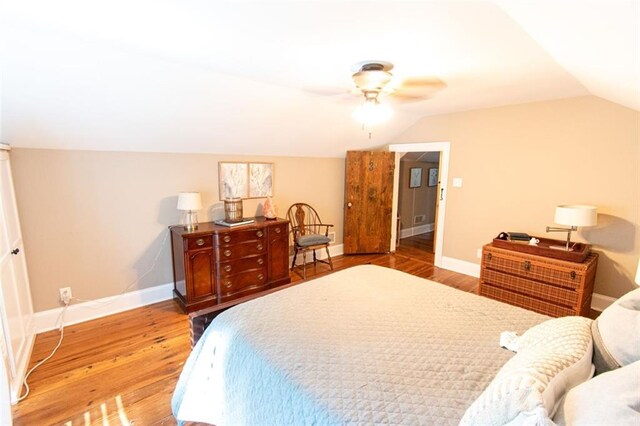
480, 284, 577, 317
481, 269, 579, 307
479, 244, 598, 317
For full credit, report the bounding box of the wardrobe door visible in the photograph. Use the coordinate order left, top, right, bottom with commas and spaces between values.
0, 147, 34, 401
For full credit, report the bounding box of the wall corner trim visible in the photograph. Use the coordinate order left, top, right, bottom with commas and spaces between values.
32, 283, 174, 334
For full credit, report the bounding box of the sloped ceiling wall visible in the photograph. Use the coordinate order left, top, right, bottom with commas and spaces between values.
1, 1, 637, 157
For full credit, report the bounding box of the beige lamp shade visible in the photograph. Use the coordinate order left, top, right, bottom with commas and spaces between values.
177, 192, 202, 211
554, 205, 597, 227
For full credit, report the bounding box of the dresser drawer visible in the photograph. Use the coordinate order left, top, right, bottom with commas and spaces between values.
483, 249, 584, 290
216, 228, 266, 246
218, 255, 267, 277
217, 240, 266, 260
481, 269, 579, 308
480, 284, 576, 317
218, 267, 268, 300
268, 223, 288, 238
185, 235, 213, 251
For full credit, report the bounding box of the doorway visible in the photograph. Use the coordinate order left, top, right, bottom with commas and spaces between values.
388, 142, 450, 268
396, 152, 440, 262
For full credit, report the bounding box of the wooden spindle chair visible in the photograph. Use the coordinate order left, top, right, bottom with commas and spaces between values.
286, 203, 334, 279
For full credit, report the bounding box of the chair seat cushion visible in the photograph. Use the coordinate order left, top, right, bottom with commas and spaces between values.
297, 234, 331, 247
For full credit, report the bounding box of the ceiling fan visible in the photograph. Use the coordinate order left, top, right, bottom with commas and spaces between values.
349, 60, 445, 104
351, 61, 445, 125
307, 61, 445, 126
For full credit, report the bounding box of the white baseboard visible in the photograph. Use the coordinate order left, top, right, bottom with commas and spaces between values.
441, 256, 481, 278
290, 243, 344, 266
400, 223, 435, 239
590, 293, 616, 312
33, 283, 174, 334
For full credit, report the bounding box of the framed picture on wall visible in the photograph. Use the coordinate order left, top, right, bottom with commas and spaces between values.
409, 167, 422, 188
249, 162, 274, 198
219, 162, 249, 199
219, 162, 275, 200
428, 167, 439, 187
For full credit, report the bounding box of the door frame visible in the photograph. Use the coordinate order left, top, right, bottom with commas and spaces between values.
388, 142, 450, 267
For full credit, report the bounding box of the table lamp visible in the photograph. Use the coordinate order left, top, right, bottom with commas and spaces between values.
177, 192, 202, 231
546, 204, 597, 251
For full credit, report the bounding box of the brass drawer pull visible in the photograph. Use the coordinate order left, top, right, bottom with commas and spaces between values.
523, 261, 531, 271
224, 280, 232, 288
570, 271, 576, 280
274, 227, 281, 234
224, 249, 232, 257
257, 243, 263, 251
224, 265, 232, 272
257, 273, 264, 281
223, 235, 231, 243
257, 258, 264, 265
256, 230, 264, 238
486, 252, 492, 261
196, 238, 205, 246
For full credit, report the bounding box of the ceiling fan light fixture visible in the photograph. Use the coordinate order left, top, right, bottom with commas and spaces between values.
352, 98, 393, 126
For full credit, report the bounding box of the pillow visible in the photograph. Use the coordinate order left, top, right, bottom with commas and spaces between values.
553, 360, 640, 426
591, 319, 620, 374
593, 286, 640, 373
460, 316, 593, 426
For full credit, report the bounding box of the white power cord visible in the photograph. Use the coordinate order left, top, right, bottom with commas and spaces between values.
16, 231, 169, 401
17, 301, 68, 402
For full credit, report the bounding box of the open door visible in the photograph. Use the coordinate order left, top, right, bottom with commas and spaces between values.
344, 151, 395, 254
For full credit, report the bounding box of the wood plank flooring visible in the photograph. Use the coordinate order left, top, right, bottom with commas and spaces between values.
13, 246, 477, 425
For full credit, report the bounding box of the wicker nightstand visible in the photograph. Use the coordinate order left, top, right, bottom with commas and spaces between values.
478, 243, 598, 317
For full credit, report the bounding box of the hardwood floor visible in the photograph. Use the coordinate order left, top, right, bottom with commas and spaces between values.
396, 231, 435, 262
13, 250, 477, 425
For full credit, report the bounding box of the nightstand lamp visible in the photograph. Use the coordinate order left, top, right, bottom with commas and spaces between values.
177, 192, 202, 231
546, 204, 597, 251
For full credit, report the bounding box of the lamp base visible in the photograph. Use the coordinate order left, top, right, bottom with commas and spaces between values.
183, 210, 198, 231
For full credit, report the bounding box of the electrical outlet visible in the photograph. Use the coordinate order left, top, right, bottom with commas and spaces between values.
476, 248, 482, 259
328, 232, 336, 243
59, 287, 72, 304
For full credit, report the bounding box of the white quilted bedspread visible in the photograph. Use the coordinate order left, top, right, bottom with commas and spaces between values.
173, 265, 548, 425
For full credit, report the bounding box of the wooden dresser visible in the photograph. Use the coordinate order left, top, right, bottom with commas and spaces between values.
479, 243, 598, 317
170, 217, 291, 312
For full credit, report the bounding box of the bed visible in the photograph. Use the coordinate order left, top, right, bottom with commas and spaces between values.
172, 265, 556, 424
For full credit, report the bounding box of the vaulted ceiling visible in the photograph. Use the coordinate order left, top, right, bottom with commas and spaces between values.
1, 1, 638, 157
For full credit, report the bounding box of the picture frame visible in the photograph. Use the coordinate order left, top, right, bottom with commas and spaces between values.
218, 162, 274, 200
249, 162, 273, 198
409, 167, 422, 188
428, 167, 439, 187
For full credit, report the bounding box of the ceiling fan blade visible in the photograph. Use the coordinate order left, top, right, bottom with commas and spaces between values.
390, 77, 447, 102
302, 86, 356, 97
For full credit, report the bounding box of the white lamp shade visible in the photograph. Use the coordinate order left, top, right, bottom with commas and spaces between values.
177, 192, 202, 211
554, 205, 597, 227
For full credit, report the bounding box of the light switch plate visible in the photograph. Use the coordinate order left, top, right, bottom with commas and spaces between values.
452, 177, 463, 188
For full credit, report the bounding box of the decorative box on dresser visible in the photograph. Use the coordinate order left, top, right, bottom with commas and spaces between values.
170, 217, 291, 313
479, 243, 598, 317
